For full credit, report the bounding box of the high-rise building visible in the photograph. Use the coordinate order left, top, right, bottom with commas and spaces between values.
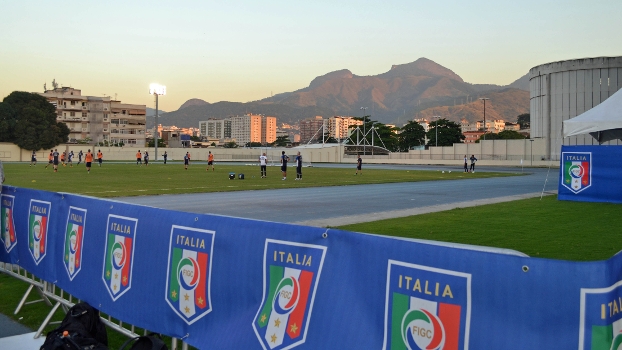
229, 114, 262, 145
199, 114, 275, 145
299, 116, 324, 144
39, 87, 146, 146
199, 119, 232, 140
324, 116, 363, 141
262, 116, 277, 145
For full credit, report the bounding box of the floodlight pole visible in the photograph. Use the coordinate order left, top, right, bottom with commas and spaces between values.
360, 107, 367, 155
529, 139, 534, 166
154, 93, 159, 161
149, 83, 166, 161
479, 98, 489, 140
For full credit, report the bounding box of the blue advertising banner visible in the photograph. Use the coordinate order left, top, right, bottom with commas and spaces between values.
1, 185, 622, 349
559, 145, 622, 204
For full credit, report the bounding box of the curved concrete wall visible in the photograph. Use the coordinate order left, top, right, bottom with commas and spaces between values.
529, 57, 622, 160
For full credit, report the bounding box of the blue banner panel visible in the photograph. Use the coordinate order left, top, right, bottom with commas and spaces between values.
559, 145, 622, 204
2, 185, 622, 349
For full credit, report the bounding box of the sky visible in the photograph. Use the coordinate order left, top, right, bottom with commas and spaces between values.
1, 0, 621, 112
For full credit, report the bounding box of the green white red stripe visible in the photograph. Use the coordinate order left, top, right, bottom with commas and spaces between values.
168, 248, 209, 320
257, 266, 313, 349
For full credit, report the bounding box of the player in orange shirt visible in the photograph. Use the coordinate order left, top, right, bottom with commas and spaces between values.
97, 150, 103, 167
45, 150, 53, 169
60, 152, 66, 167
207, 151, 214, 171
85, 149, 93, 173
136, 150, 142, 165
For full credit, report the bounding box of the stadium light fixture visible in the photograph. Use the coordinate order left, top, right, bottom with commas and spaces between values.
149, 84, 166, 161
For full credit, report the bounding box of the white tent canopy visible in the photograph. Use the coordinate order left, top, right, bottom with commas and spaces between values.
563, 87, 622, 143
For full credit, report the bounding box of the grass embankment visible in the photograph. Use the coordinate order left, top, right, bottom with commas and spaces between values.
3, 162, 518, 198
339, 195, 622, 262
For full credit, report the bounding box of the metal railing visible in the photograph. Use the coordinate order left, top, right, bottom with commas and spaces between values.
0, 262, 188, 349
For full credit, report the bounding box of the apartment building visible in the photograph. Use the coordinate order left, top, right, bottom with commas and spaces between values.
323, 116, 363, 141
199, 119, 232, 140
39, 87, 146, 146
261, 116, 277, 144
110, 102, 147, 146
299, 116, 324, 144
200, 114, 275, 145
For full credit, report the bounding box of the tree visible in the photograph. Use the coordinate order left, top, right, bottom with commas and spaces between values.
246, 142, 263, 147
517, 114, 530, 129
147, 138, 166, 147
475, 130, 526, 142
0, 102, 17, 142
399, 120, 426, 151
223, 141, 238, 148
426, 119, 464, 146
273, 135, 290, 147
322, 132, 339, 144
1, 91, 69, 150
190, 135, 201, 142
210, 142, 216, 147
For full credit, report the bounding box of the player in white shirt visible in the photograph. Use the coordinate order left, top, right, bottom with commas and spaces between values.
259, 153, 268, 178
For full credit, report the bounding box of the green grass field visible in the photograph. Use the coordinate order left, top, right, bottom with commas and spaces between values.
2, 162, 518, 197
338, 195, 622, 262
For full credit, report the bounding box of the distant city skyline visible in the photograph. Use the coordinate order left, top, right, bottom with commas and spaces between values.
1, 0, 620, 112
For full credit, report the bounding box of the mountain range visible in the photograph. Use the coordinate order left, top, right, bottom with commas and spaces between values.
149, 58, 529, 128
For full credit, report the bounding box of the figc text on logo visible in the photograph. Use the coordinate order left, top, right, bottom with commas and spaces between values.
383, 260, 471, 350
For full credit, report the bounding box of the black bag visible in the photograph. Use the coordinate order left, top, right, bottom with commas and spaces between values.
119, 334, 168, 350
40, 302, 108, 350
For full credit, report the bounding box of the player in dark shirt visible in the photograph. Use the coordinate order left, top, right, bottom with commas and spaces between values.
30, 151, 37, 167
355, 154, 362, 175
52, 149, 60, 172
295, 152, 303, 180
280, 151, 289, 180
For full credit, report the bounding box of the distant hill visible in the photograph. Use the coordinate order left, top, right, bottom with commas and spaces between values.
146, 107, 167, 117
179, 98, 209, 110
153, 57, 529, 128
412, 88, 528, 123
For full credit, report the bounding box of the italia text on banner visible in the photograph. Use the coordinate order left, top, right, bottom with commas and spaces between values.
64, 207, 87, 280
28, 199, 51, 265
383, 260, 471, 350
579, 280, 622, 350
102, 214, 138, 301
166, 225, 215, 325
252, 239, 327, 350
1, 194, 17, 253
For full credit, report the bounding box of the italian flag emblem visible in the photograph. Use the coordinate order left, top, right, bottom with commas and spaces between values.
102, 215, 137, 301
64, 207, 86, 280
253, 239, 327, 350
28, 200, 51, 264
562, 152, 592, 194
165, 225, 215, 325
384, 260, 471, 350
1, 195, 17, 253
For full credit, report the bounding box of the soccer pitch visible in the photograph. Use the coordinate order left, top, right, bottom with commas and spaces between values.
2, 162, 520, 198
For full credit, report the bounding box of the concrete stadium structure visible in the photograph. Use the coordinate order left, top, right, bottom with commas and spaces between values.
530, 56, 622, 160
